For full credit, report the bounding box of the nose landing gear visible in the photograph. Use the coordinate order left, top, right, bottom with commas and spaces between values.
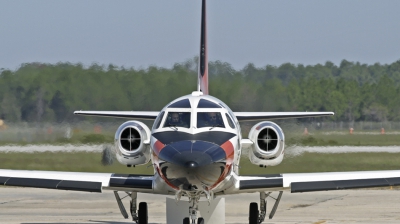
249, 191, 283, 224
181, 193, 208, 224
183, 217, 204, 224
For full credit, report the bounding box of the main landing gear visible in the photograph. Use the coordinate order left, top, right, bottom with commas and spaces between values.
113, 191, 148, 224
249, 191, 283, 224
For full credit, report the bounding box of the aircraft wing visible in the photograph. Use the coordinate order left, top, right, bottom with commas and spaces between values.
236, 170, 400, 193
233, 112, 334, 121
0, 169, 154, 193
74, 111, 159, 120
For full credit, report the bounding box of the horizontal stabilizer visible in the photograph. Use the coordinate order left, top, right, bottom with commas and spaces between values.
74, 111, 159, 120
233, 112, 334, 121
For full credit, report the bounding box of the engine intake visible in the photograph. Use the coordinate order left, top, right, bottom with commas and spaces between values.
257, 127, 279, 152
120, 126, 141, 151
248, 121, 285, 166
114, 121, 151, 166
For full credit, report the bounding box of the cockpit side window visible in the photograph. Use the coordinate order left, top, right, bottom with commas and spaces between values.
163, 112, 191, 128
197, 112, 225, 128
225, 113, 235, 129
152, 111, 165, 129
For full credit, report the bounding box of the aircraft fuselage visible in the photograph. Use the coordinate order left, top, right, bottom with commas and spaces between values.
150, 92, 241, 193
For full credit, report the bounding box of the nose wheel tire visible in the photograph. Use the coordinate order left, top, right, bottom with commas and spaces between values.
249, 202, 259, 224
138, 202, 148, 224
183, 217, 204, 224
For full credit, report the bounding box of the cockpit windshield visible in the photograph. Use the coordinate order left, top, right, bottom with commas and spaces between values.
163, 112, 191, 128
197, 112, 225, 128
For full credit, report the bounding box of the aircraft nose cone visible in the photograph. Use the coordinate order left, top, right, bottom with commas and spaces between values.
185, 161, 198, 168
158, 140, 226, 168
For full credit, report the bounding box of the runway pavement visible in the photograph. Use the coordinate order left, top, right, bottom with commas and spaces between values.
1, 187, 400, 224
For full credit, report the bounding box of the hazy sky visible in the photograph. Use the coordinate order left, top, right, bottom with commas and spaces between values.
1, 0, 400, 70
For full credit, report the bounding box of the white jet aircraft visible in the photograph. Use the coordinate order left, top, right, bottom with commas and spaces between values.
2, 1, 400, 224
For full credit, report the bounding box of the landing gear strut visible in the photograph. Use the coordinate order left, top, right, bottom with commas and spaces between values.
248, 191, 283, 224
130, 192, 138, 222
181, 192, 208, 224
185, 195, 200, 224
113, 191, 148, 224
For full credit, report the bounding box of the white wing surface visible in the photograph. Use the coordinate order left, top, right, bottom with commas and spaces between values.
234, 112, 334, 121
235, 170, 400, 193
0, 169, 154, 193
74, 111, 159, 120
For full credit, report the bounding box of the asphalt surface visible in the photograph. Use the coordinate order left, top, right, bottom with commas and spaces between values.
1, 187, 400, 224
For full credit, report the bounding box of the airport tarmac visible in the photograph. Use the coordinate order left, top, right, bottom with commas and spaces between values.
1, 187, 400, 224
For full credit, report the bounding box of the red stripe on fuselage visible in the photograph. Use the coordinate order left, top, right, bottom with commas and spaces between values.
220, 140, 234, 163
208, 140, 234, 190
151, 142, 176, 189
152, 140, 165, 154
152, 152, 179, 190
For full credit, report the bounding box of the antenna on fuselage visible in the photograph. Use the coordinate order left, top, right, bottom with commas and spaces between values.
197, 0, 208, 95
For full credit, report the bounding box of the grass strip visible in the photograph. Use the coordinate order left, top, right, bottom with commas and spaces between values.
1, 152, 400, 175
287, 134, 400, 146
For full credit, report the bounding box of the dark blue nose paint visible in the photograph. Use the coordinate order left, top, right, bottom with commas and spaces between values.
158, 140, 226, 167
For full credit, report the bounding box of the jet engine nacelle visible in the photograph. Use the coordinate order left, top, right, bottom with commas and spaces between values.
114, 121, 151, 166
248, 121, 285, 166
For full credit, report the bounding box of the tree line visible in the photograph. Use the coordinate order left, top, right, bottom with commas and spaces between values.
0, 58, 399, 123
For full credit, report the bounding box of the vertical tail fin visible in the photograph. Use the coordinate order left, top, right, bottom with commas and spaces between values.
198, 0, 208, 95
